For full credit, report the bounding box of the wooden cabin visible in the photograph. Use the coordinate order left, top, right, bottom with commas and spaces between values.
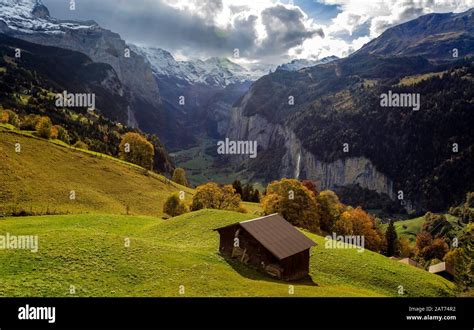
429, 262, 455, 281
398, 258, 423, 269
214, 214, 316, 281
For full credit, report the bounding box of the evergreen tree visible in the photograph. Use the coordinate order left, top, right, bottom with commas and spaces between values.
385, 220, 399, 257
242, 183, 253, 201
232, 180, 243, 197
252, 189, 260, 202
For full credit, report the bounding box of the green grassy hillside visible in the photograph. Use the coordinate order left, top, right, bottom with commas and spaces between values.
0, 128, 193, 217
393, 214, 464, 242
0, 210, 455, 297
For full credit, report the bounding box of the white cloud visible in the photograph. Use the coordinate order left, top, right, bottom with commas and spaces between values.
319, 0, 474, 38
44, 0, 473, 65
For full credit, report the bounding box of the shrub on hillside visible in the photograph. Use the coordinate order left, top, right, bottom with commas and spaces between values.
35, 116, 53, 139
191, 182, 243, 212
119, 132, 155, 170
444, 224, 473, 289
73, 140, 89, 150
171, 168, 189, 187
50, 125, 59, 139
0, 110, 8, 123
317, 190, 344, 233
261, 178, 321, 234
1, 110, 20, 128
163, 194, 188, 217
53, 125, 70, 144
20, 114, 40, 130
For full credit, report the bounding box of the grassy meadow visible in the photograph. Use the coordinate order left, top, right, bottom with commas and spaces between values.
0, 127, 456, 297
0, 128, 193, 217
0, 210, 455, 297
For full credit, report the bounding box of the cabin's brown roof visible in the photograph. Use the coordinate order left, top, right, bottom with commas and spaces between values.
399, 258, 421, 268
216, 214, 316, 260
429, 262, 454, 275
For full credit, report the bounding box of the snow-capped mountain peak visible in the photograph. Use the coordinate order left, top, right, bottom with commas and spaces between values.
132, 45, 261, 87
276, 55, 339, 72
0, 0, 96, 34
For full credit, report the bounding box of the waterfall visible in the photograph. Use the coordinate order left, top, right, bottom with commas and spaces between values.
295, 152, 301, 179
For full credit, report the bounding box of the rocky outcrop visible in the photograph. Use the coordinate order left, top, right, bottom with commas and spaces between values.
16, 28, 160, 126
0, 0, 162, 128
227, 100, 395, 199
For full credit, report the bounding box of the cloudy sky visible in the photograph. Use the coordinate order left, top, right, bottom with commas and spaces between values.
43, 0, 473, 65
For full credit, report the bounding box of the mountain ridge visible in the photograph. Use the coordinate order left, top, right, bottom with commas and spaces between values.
0, 0, 163, 130
131, 45, 260, 88
226, 9, 474, 212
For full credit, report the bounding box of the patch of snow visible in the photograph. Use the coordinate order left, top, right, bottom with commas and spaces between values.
276, 56, 339, 72
131, 45, 263, 87
0, 0, 96, 34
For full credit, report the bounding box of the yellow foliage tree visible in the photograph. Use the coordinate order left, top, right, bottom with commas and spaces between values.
0, 110, 8, 123
119, 132, 155, 170
399, 237, 414, 258
338, 207, 385, 252
191, 182, 242, 212
317, 190, 344, 233
261, 178, 321, 234
50, 125, 59, 139
35, 116, 52, 139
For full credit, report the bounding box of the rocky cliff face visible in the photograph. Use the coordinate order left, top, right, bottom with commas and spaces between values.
0, 0, 162, 128
13, 28, 159, 127
227, 97, 395, 199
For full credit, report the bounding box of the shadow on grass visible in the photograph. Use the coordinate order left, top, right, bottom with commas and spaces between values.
219, 253, 318, 287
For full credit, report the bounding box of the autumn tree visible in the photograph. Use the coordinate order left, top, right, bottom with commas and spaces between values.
163, 194, 187, 217
119, 132, 155, 170
337, 207, 385, 252
415, 231, 448, 261
171, 168, 189, 187
0, 110, 8, 123
316, 190, 344, 233
191, 183, 243, 212
20, 114, 40, 130
428, 238, 449, 260
2, 110, 19, 128
261, 178, 321, 234
35, 116, 52, 139
385, 220, 400, 257
50, 125, 59, 139
301, 180, 318, 196
399, 237, 414, 258
416, 231, 433, 260
334, 215, 353, 235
